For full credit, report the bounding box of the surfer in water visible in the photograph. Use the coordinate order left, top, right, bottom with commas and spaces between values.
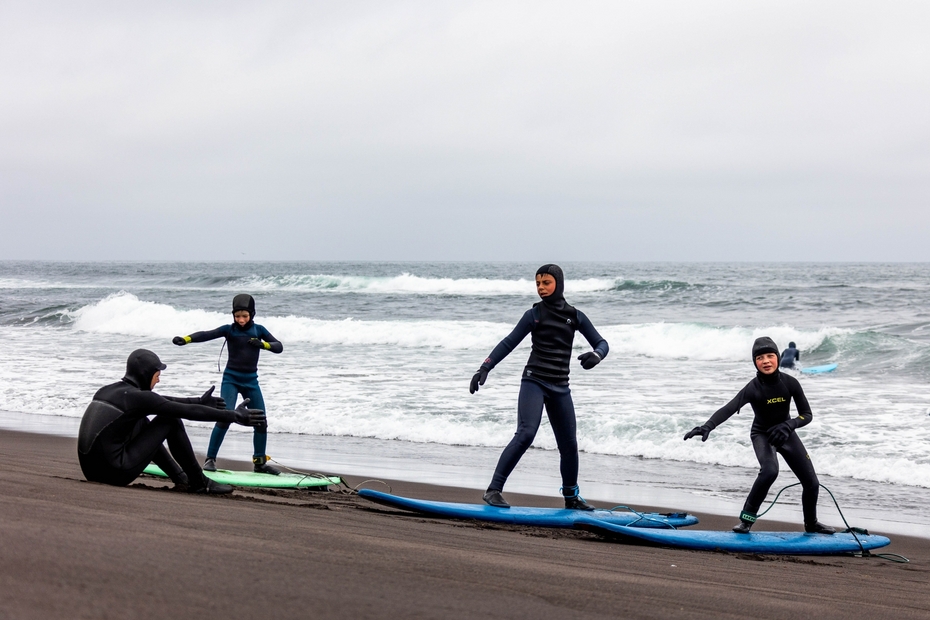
172, 294, 284, 474
469, 264, 609, 510
780, 341, 800, 369
683, 337, 834, 534
78, 349, 266, 493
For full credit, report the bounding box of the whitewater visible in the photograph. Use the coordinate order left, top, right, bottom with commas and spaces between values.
1, 261, 928, 534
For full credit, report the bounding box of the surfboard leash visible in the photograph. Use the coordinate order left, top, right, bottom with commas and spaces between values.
265, 457, 392, 495
605, 505, 679, 529
265, 457, 355, 493
756, 482, 909, 563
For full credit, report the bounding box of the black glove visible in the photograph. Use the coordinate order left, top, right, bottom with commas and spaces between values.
248, 338, 265, 349
578, 351, 601, 370
767, 422, 793, 448
683, 425, 711, 442
233, 398, 266, 427
172, 336, 187, 346
469, 367, 489, 394
198, 385, 226, 409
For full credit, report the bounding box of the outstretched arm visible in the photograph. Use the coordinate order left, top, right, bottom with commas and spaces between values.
470, 309, 534, 394
481, 309, 535, 371
173, 325, 229, 346
684, 384, 752, 442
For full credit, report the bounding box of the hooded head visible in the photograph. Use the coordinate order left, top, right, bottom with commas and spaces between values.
232, 294, 255, 328
788, 341, 796, 349
123, 349, 166, 391
751, 336, 780, 374
535, 264, 565, 308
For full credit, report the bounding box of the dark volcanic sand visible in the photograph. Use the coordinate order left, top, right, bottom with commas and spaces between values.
1, 429, 928, 620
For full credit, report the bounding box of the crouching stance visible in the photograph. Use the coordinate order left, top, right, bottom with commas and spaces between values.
78, 349, 266, 494
470, 264, 608, 510
683, 337, 834, 534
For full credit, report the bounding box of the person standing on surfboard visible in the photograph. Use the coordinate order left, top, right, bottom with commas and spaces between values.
78, 349, 266, 493
683, 336, 835, 535
779, 341, 800, 369
172, 294, 284, 474
470, 264, 609, 510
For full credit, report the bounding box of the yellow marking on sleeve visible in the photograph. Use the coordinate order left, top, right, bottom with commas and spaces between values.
183, 336, 192, 343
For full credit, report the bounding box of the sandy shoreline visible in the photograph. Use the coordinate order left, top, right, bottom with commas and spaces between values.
1, 428, 929, 619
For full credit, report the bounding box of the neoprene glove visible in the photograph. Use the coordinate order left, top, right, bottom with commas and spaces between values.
470, 367, 489, 394
172, 336, 187, 346
198, 385, 226, 409
233, 398, 266, 427
248, 338, 265, 349
767, 421, 794, 448
578, 351, 601, 370
683, 425, 711, 442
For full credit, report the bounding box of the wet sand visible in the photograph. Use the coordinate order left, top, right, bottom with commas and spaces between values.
1, 428, 928, 619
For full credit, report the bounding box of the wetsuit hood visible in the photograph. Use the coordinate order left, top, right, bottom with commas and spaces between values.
122, 349, 166, 391
232, 294, 255, 329
536, 264, 566, 310
788, 341, 796, 349
752, 336, 780, 381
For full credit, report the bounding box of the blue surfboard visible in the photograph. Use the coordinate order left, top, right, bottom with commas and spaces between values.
358, 489, 699, 528
800, 363, 838, 374
575, 517, 890, 555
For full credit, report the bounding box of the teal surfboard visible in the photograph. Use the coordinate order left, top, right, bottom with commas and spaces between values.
800, 363, 838, 374
359, 489, 698, 528
575, 518, 890, 555
143, 464, 341, 489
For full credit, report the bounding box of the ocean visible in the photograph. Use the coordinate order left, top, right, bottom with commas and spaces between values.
1, 261, 928, 536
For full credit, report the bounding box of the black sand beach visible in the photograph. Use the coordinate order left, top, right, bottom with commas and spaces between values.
2, 428, 928, 619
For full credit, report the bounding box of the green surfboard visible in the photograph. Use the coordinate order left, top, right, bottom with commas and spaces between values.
143, 464, 341, 489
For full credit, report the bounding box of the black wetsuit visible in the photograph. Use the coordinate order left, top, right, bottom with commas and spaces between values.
78, 352, 239, 487
483, 303, 608, 492
780, 347, 800, 369
703, 370, 820, 523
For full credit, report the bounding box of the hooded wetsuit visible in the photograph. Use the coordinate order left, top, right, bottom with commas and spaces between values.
481, 265, 609, 493
180, 295, 283, 460
78, 349, 237, 487
701, 337, 820, 524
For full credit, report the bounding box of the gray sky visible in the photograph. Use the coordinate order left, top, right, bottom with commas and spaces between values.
1, 1, 928, 261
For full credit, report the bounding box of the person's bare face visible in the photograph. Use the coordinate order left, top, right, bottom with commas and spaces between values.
755, 353, 779, 374
536, 274, 557, 298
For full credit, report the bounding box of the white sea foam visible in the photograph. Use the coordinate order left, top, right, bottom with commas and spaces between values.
71, 293, 848, 358
237, 273, 620, 296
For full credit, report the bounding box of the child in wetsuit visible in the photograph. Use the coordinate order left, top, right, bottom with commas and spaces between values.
173, 294, 284, 474
683, 336, 834, 534
469, 264, 609, 510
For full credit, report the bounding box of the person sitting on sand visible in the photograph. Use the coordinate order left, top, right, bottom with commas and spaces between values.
780, 341, 800, 369
173, 294, 283, 474
78, 349, 266, 494
683, 336, 834, 535
469, 264, 609, 510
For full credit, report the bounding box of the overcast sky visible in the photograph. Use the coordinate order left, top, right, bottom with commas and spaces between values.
1, 1, 928, 262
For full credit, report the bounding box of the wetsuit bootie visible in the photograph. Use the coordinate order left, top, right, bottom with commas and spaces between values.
562, 486, 596, 511
732, 520, 754, 534
252, 455, 281, 475
203, 458, 217, 472
564, 496, 595, 511
482, 489, 510, 508
805, 521, 836, 535
189, 475, 233, 495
